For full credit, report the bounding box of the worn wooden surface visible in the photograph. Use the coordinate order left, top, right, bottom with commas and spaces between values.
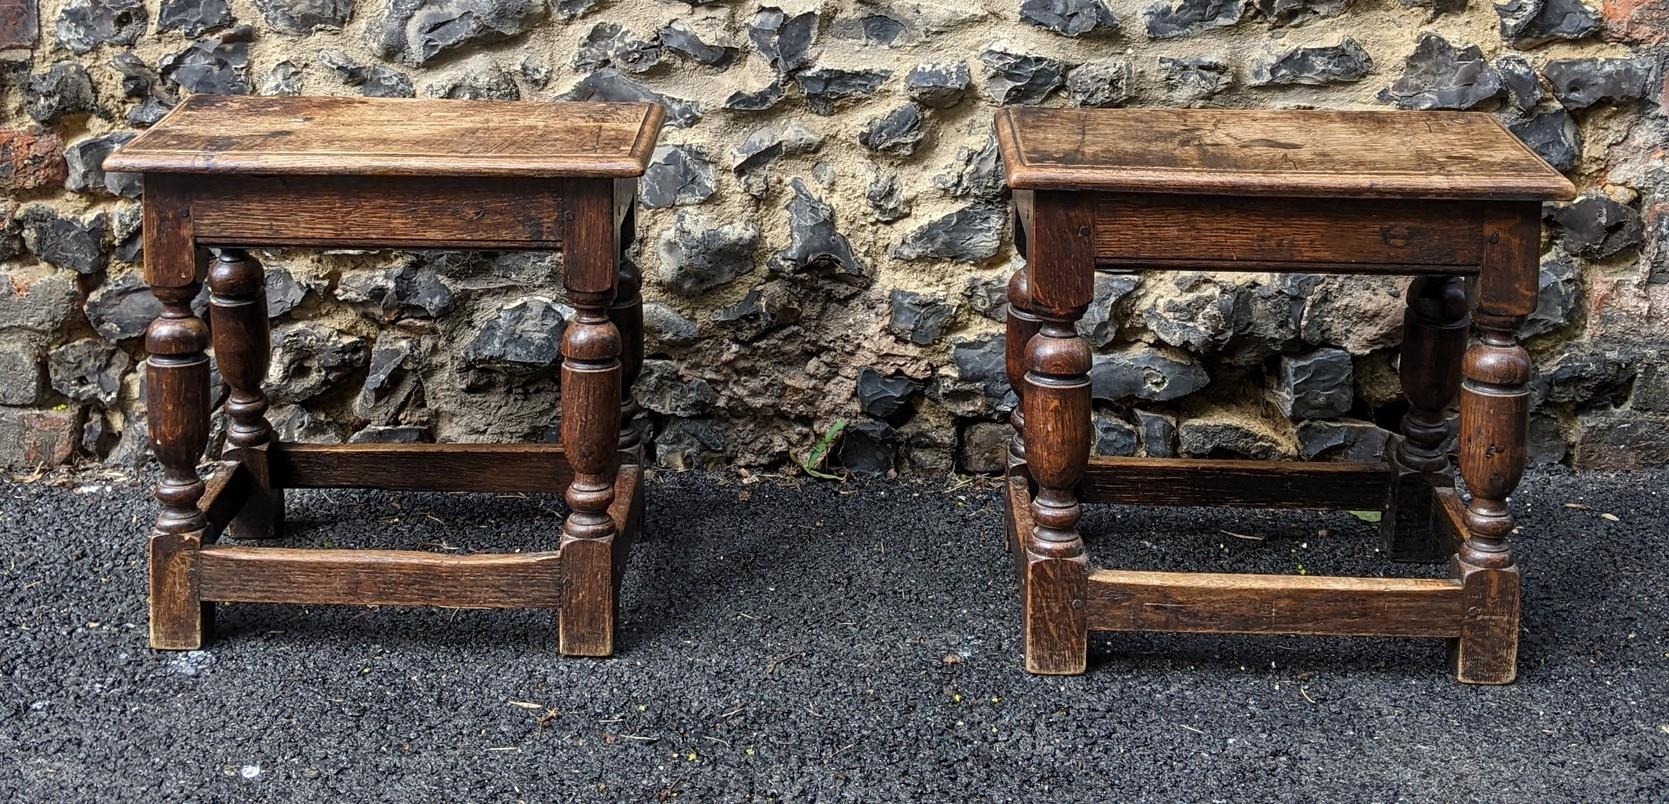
270, 442, 574, 494
1078, 456, 1392, 510
104, 95, 664, 178
199, 547, 566, 609
996, 107, 1575, 200
1085, 570, 1464, 638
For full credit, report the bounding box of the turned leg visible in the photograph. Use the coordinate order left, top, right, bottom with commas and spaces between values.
610, 252, 645, 465
1451, 205, 1537, 684
1017, 192, 1096, 675
1003, 266, 1041, 556
559, 180, 624, 657
1383, 275, 1468, 561
147, 270, 213, 650
207, 248, 282, 540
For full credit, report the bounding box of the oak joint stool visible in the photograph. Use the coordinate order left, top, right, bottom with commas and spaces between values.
996, 107, 1574, 684
105, 95, 664, 656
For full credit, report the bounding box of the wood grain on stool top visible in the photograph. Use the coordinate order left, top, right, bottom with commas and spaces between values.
996, 107, 1575, 200
104, 95, 665, 178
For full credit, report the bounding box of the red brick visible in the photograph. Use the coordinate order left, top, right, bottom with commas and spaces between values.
1602, 0, 1669, 44
0, 405, 80, 468
0, 127, 67, 191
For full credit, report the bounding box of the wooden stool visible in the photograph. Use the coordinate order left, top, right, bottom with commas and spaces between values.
105, 95, 664, 656
995, 108, 1574, 683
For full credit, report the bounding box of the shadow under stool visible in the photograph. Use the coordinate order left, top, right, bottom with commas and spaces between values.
104, 95, 665, 656
994, 107, 1575, 683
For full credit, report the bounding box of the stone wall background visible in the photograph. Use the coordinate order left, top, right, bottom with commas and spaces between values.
1, 0, 1666, 475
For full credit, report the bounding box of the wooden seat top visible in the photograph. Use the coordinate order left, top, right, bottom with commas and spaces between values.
105, 95, 665, 179
996, 107, 1574, 201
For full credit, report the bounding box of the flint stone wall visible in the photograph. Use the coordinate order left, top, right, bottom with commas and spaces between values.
1, 0, 1666, 474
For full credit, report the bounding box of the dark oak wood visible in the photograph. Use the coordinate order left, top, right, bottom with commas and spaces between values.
199, 547, 565, 608
104, 95, 664, 178
1000, 107, 1557, 684
997, 107, 1576, 200
1086, 570, 1464, 638
271, 442, 574, 494
1078, 456, 1392, 510
111, 96, 658, 655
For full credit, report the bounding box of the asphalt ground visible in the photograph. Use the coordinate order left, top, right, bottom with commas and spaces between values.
2, 466, 1666, 802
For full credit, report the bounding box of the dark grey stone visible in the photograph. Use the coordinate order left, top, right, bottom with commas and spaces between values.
1520, 252, 1580, 338
1543, 58, 1651, 110
1092, 411, 1138, 456
336, 263, 454, 320
265, 266, 308, 318
1497, 0, 1600, 47
866, 174, 912, 223
905, 62, 971, 108
963, 272, 1009, 322
637, 359, 717, 417
1066, 61, 1132, 107
1275, 348, 1354, 419
1136, 409, 1177, 457
709, 285, 797, 342
1550, 195, 1644, 259
1089, 344, 1210, 403
1377, 33, 1502, 110
1251, 38, 1373, 86
558, 68, 700, 128
425, 55, 519, 99
660, 20, 737, 69
84, 273, 156, 341
1179, 415, 1290, 459
641, 145, 716, 209
935, 132, 1004, 201
831, 11, 913, 46
952, 335, 1013, 407
261, 60, 304, 95
157, 0, 232, 36
1256, 0, 1350, 25
516, 56, 548, 88
111, 205, 141, 263
348, 425, 431, 444
574, 22, 663, 74
1632, 350, 1669, 412
1507, 107, 1580, 172
980, 47, 1066, 105
266, 322, 368, 404
372, 0, 543, 66
1142, 274, 1239, 352
1020, 0, 1118, 36
322, 49, 413, 96
20, 207, 107, 275
859, 103, 926, 156
836, 420, 897, 476
748, 7, 817, 75
732, 122, 823, 173
1144, 0, 1245, 39
1296, 419, 1391, 461
63, 133, 140, 198
109, 52, 173, 126
47, 337, 128, 405
1537, 347, 1634, 408
1078, 272, 1141, 347
266, 404, 343, 444
1527, 409, 1567, 466
643, 301, 699, 349
1497, 55, 1544, 111
653, 417, 726, 470
1162, 55, 1232, 103
724, 81, 786, 112
54, 0, 145, 54
855, 367, 923, 421
887, 290, 956, 346
26, 63, 99, 123
892, 205, 1004, 264
256, 0, 352, 34
462, 297, 566, 371
0, 336, 46, 406
0, 269, 79, 334
798, 67, 890, 115
161, 25, 253, 95
768, 179, 864, 279
552, 0, 597, 21
353, 336, 421, 421
958, 420, 1010, 473
656, 213, 760, 296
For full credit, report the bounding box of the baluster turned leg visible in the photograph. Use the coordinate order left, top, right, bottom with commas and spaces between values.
208, 249, 281, 539
1383, 276, 1469, 561
1018, 192, 1095, 675
147, 274, 213, 649
1003, 266, 1041, 557
558, 181, 624, 657
610, 252, 645, 465
1452, 206, 1537, 684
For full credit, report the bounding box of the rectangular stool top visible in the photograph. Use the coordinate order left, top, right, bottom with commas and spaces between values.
996, 107, 1574, 201
105, 95, 665, 179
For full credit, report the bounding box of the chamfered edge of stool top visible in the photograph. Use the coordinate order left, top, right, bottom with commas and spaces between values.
995, 107, 1576, 202
103, 95, 667, 179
